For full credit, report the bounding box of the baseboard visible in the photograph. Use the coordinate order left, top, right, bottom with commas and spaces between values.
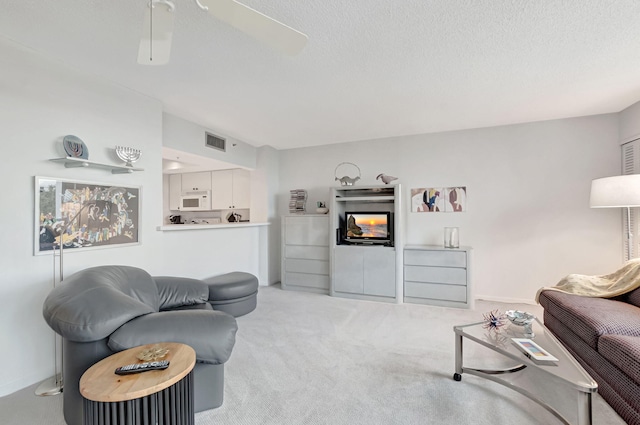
474, 294, 538, 306
0, 372, 43, 398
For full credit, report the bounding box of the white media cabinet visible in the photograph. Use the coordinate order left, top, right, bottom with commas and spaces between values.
280, 186, 472, 309
329, 185, 403, 303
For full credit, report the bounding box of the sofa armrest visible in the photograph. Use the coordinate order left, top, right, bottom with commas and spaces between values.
108, 310, 237, 365
153, 276, 209, 310
43, 283, 154, 342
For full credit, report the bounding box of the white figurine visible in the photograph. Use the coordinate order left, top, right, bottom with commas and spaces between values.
376, 173, 398, 184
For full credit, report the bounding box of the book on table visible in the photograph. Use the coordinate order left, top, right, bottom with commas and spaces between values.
512, 338, 559, 362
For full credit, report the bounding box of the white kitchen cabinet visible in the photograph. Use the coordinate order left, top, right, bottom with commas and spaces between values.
281, 215, 330, 294
403, 245, 472, 308
211, 169, 250, 209
232, 169, 250, 209
168, 174, 181, 211
211, 170, 232, 209
181, 171, 211, 192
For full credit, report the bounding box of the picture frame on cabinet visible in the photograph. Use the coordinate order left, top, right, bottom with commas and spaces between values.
34, 176, 141, 255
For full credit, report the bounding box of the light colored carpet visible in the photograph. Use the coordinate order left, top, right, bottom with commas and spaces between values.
0, 285, 625, 424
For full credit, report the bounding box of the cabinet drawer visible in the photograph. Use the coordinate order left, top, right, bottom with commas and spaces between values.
404, 265, 466, 285
404, 249, 466, 267
285, 259, 329, 275
284, 272, 329, 290
284, 216, 329, 246
285, 245, 329, 261
404, 281, 466, 302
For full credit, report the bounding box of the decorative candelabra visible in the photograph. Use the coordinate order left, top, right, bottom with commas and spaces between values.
115, 146, 142, 167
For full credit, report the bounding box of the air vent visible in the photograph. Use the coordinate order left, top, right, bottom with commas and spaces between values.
205, 132, 226, 152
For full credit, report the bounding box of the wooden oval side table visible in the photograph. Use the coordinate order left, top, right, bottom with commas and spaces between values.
80, 342, 196, 425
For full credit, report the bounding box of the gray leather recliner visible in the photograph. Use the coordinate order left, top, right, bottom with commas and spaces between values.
42, 265, 238, 425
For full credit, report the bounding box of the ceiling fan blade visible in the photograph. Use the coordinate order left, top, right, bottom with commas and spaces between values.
199, 0, 308, 56
137, 2, 175, 65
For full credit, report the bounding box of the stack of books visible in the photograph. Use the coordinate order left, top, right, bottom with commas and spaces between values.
289, 189, 307, 214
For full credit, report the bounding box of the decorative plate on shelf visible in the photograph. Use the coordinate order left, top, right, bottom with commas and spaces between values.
63, 135, 89, 159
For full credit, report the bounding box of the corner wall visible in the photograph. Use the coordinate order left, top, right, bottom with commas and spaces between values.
0, 38, 267, 397
253, 146, 281, 284
619, 99, 640, 143
0, 38, 163, 396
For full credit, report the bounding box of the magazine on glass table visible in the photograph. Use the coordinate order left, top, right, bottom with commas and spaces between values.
512, 338, 559, 362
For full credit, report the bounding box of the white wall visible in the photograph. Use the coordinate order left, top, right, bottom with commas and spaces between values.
253, 146, 281, 284
0, 38, 162, 397
163, 113, 257, 169
277, 115, 623, 303
619, 99, 640, 143
0, 38, 267, 396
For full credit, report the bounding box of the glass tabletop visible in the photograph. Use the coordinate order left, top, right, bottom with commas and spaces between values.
454, 317, 597, 392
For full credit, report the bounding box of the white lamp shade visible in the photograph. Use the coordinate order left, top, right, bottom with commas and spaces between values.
590, 175, 640, 208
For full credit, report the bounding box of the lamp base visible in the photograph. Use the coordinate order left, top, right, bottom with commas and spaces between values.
35, 374, 63, 396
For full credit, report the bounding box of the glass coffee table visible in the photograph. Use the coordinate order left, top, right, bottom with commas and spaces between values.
453, 317, 597, 425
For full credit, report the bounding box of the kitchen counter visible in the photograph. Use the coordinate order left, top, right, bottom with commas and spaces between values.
157, 222, 270, 231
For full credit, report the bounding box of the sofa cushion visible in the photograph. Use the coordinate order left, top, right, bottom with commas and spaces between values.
204, 272, 258, 301
93, 265, 160, 311
43, 267, 156, 342
538, 290, 640, 349
168, 303, 213, 311
544, 311, 640, 424
626, 287, 640, 308
154, 276, 209, 310
108, 310, 238, 365
599, 335, 640, 384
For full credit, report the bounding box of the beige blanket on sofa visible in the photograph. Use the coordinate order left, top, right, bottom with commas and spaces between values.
535, 258, 640, 303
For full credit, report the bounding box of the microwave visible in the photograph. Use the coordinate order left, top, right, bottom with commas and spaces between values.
180, 191, 212, 211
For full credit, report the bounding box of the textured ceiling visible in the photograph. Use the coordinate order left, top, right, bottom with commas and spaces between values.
2, 1, 640, 150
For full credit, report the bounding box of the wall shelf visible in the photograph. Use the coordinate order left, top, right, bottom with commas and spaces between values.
50, 157, 143, 174
335, 196, 395, 202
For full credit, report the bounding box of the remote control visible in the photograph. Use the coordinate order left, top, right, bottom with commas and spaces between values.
114, 360, 170, 375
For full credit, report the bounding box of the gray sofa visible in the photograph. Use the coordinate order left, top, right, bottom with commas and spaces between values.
539, 288, 640, 425
43, 265, 238, 425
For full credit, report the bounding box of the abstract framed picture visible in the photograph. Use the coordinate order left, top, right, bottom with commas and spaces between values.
34, 176, 140, 255
410, 188, 444, 212
411, 186, 467, 213
444, 187, 467, 212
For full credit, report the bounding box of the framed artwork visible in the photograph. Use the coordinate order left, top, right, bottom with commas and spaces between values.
444, 187, 467, 212
411, 186, 467, 213
411, 187, 443, 212
34, 176, 140, 255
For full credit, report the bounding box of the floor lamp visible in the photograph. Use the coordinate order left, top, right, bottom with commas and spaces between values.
590, 175, 640, 261
35, 186, 124, 396
35, 247, 63, 396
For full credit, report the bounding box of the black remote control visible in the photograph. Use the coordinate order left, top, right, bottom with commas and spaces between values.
114, 360, 170, 375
